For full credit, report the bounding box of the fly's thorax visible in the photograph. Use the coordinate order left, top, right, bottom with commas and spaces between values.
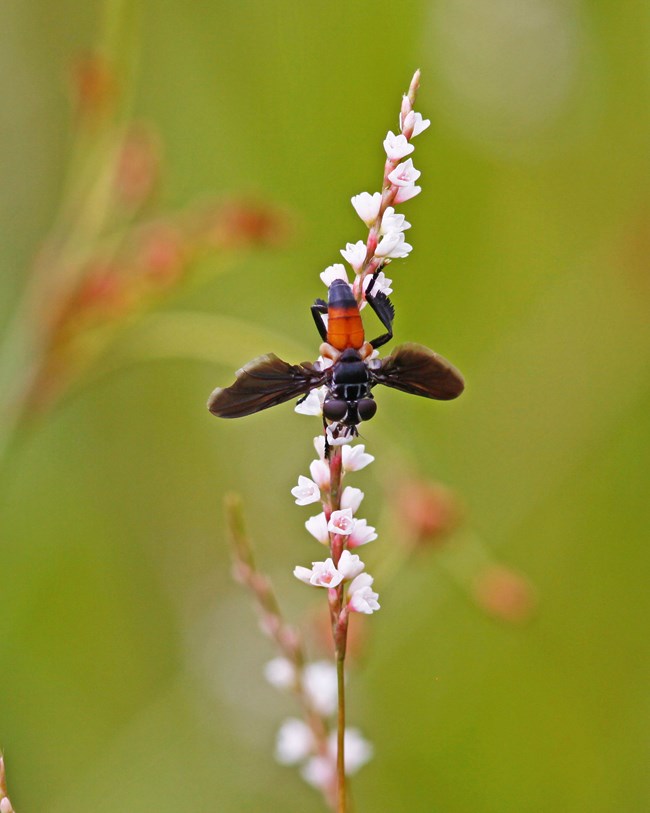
323, 348, 377, 425
331, 348, 371, 392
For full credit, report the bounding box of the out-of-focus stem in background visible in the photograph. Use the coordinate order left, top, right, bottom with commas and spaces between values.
0, 0, 288, 467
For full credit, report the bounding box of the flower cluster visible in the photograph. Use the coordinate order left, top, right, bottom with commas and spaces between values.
318, 70, 429, 303
265, 657, 373, 793
292, 436, 380, 616
297, 70, 429, 451
265, 435, 380, 792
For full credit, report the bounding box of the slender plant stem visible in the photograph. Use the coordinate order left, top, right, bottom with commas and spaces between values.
326, 443, 347, 811
336, 652, 346, 813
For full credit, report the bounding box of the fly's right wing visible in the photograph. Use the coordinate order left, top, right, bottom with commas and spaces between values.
208, 354, 326, 418
372, 342, 465, 401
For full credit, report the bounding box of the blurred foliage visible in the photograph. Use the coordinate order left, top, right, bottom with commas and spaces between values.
1, 0, 649, 811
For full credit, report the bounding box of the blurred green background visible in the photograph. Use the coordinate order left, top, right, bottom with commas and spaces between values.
1, 1, 649, 811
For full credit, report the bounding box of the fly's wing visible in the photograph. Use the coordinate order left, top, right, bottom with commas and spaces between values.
372, 342, 465, 401
208, 354, 326, 418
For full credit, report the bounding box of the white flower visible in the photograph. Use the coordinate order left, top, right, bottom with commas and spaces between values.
380, 206, 411, 234
304, 660, 338, 716
375, 231, 413, 259
327, 728, 374, 774
342, 444, 375, 472
320, 263, 349, 287
275, 718, 315, 765
294, 558, 343, 588
348, 518, 378, 548
293, 565, 315, 583
387, 158, 421, 187
326, 422, 356, 446
337, 550, 365, 580
383, 130, 415, 161
351, 191, 382, 225
314, 435, 326, 460
309, 458, 330, 488
400, 109, 430, 137
264, 657, 296, 690
348, 573, 380, 614
291, 475, 321, 506
340, 485, 364, 514
295, 387, 325, 416
328, 508, 355, 536
340, 240, 367, 271
394, 184, 421, 204
305, 512, 330, 544
301, 755, 334, 790
363, 270, 393, 297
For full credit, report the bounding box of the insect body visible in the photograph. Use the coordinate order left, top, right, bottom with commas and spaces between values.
323, 276, 366, 351
208, 276, 464, 440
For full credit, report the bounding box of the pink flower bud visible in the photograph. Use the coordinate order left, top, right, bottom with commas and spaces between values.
397, 480, 461, 546
399, 94, 412, 130
474, 566, 537, 624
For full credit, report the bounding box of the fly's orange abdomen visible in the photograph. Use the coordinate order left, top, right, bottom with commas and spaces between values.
328, 308, 365, 350
326, 280, 365, 350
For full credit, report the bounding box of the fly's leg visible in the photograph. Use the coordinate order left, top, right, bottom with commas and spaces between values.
366, 270, 395, 349
323, 414, 332, 459
311, 299, 328, 342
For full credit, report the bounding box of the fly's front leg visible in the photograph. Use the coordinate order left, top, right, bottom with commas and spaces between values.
366, 285, 395, 349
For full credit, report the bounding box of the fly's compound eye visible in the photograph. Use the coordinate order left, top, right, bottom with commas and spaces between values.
357, 398, 377, 421
323, 398, 348, 421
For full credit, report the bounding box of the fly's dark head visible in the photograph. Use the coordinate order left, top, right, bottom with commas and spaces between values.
324, 345, 378, 428
322, 396, 377, 426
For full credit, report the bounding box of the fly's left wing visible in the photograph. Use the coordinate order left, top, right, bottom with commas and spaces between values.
371, 342, 465, 401
208, 354, 326, 418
